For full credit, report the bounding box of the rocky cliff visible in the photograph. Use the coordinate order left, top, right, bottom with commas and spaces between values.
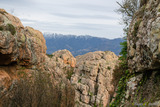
120, 0, 160, 106
2, 1, 160, 105
0, 8, 47, 101
0, 9, 76, 106
0, 9, 46, 66
0, 9, 119, 107
128, 0, 160, 72
71, 51, 118, 107
45, 50, 118, 107
44, 49, 76, 83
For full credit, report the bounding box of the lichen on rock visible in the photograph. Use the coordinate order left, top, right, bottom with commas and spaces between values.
0, 9, 46, 66
128, 0, 160, 72
71, 51, 118, 107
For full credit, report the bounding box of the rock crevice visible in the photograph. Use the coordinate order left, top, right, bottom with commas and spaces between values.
71, 51, 118, 107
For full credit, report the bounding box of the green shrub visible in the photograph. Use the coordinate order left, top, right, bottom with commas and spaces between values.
66, 67, 74, 80
110, 36, 129, 106
0, 26, 3, 31
107, 66, 111, 70
1, 70, 75, 107
110, 70, 132, 107
78, 79, 81, 83
112, 37, 128, 87
132, 20, 142, 37
6, 23, 16, 35
46, 54, 54, 58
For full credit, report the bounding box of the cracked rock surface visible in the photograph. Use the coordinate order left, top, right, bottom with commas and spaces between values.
127, 0, 160, 72
71, 51, 118, 107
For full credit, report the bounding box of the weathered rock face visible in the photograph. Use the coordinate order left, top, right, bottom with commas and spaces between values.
0, 8, 120, 107
0, 8, 46, 102
44, 49, 76, 82
0, 66, 17, 99
123, 0, 160, 106
0, 9, 46, 66
51, 49, 76, 68
71, 51, 118, 107
127, 0, 160, 72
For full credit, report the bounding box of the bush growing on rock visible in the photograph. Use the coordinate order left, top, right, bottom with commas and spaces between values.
6, 24, 16, 35
1, 70, 75, 107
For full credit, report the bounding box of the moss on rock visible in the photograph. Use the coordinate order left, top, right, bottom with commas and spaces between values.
0, 26, 3, 31
6, 23, 16, 35
132, 19, 142, 37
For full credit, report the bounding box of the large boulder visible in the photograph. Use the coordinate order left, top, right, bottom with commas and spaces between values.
122, 0, 160, 106
0, 8, 46, 66
0, 8, 47, 102
127, 0, 160, 72
71, 51, 118, 107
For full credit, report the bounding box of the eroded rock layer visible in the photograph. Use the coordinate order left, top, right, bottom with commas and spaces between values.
128, 0, 160, 72
0, 9, 46, 66
71, 51, 118, 107
0, 8, 47, 102
0, 8, 120, 107
124, 0, 160, 106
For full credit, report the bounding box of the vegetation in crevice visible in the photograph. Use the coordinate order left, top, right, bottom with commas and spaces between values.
107, 66, 111, 70
110, 35, 130, 107
1, 70, 75, 107
132, 71, 160, 105
46, 54, 54, 58
110, 70, 133, 107
132, 19, 142, 37
0, 26, 3, 31
110, 0, 140, 106
6, 23, 16, 35
66, 67, 74, 80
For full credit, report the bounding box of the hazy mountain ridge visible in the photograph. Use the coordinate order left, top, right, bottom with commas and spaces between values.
44, 33, 123, 56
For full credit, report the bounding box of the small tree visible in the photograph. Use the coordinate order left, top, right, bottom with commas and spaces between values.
116, 0, 140, 28
111, 0, 141, 104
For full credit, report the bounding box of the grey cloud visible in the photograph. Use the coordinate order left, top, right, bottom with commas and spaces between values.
0, 0, 124, 39
51, 13, 117, 20
70, 23, 122, 31
21, 19, 38, 23
1, 0, 32, 5
69, 3, 114, 13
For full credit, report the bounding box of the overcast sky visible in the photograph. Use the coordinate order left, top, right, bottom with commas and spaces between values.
0, 0, 124, 39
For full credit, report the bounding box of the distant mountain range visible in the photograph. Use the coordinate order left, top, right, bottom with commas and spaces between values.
44, 33, 124, 56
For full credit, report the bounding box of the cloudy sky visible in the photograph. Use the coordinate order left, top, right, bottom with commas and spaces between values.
0, 0, 124, 39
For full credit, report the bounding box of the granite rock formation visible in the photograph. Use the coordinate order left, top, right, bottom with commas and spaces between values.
0, 9, 46, 66
123, 0, 160, 106
44, 49, 76, 83
0, 8, 120, 107
127, 0, 160, 72
71, 51, 118, 107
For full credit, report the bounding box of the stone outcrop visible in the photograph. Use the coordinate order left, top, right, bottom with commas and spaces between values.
0, 8, 46, 102
0, 8, 120, 107
45, 50, 119, 107
127, 0, 160, 72
123, 0, 160, 106
51, 49, 76, 68
0, 8, 46, 66
71, 51, 118, 107
44, 49, 76, 83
